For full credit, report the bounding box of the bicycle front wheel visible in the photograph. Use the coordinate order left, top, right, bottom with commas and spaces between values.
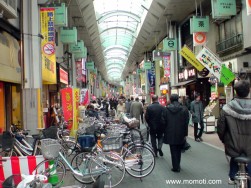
124, 145, 155, 178
89, 152, 125, 187
71, 152, 94, 184
33, 159, 66, 188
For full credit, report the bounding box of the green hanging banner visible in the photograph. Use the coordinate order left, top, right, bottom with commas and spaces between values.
86, 61, 94, 70
191, 16, 209, 33
91, 68, 97, 75
60, 27, 77, 44
69, 40, 85, 53
54, 3, 68, 27
137, 69, 142, 74
144, 61, 152, 70
163, 38, 177, 51
220, 64, 235, 85
211, 0, 236, 19
152, 50, 163, 61
74, 47, 87, 59
47, 3, 68, 27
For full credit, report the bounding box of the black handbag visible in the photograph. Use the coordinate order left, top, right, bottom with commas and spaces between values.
182, 140, 191, 151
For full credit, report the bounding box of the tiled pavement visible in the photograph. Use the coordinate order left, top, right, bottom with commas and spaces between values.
62, 125, 232, 188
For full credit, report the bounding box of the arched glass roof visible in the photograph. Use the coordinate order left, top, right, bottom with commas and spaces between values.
94, 0, 152, 81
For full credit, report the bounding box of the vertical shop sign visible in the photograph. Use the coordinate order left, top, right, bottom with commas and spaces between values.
61, 88, 73, 130
40, 8, 57, 84
247, 0, 251, 15
196, 46, 222, 80
163, 53, 171, 77
82, 58, 86, 83
60, 68, 68, 84
148, 62, 155, 95
72, 88, 79, 136
80, 89, 89, 105
76, 60, 83, 82
96, 75, 99, 89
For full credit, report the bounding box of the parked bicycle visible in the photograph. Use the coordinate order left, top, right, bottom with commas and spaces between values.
34, 139, 125, 187
0, 125, 42, 157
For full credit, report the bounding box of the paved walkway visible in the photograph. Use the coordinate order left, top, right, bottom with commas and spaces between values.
187, 126, 224, 151
62, 125, 232, 188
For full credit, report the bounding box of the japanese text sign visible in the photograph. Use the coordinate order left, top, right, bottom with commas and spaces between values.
179, 45, 205, 71
163, 53, 171, 77
211, 0, 236, 19
196, 47, 222, 80
220, 65, 235, 85
40, 8, 56, 84
61, 88, 73, 130
144, 61, 152, 70
192, 16, 209, 33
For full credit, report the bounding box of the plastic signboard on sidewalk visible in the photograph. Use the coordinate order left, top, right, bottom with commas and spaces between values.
0, 156, 46, 182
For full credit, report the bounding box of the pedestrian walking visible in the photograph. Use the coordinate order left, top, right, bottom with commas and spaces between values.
145, 95, 165, 157
162, 94, 189, 172
116, 99, 126, 119
217, 80, 251, 185
190, 93, 204, 142
141, 99, 146, 124
125, 98, 131, 114
130, 97, 143, 128
184, 95, 191, 111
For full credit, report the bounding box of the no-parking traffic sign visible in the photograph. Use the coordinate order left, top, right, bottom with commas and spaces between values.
43, 43, 55, 55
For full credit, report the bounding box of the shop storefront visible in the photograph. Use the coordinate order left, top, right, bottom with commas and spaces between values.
0, 31, 21, 132
172, 67, 197, 102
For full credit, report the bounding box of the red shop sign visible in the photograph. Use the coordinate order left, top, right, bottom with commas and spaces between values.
60, 68, 68, 84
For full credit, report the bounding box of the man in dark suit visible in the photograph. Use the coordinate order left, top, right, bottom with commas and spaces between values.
163, 94, 189, 172
145, 95, 165, 157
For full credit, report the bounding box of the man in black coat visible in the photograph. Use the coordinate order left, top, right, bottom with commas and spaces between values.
217, 80, 251, 184
163, 94, 189, 172
145, 95, 165, 157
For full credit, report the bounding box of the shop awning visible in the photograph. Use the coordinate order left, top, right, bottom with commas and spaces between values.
171, 80, 196, 87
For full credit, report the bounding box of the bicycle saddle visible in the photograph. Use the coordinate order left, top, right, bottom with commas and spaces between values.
234, 156, 251, 164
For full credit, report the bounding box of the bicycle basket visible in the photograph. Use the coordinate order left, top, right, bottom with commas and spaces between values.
40, 139, 61, 159
78, 135, 96, 150
102, 135, 122, 151
42, 126, 58, 139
